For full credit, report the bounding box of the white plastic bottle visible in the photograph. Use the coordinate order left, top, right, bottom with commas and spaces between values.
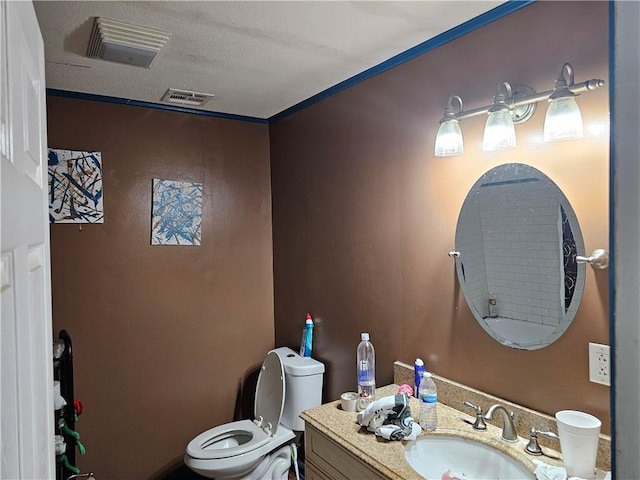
419, 372, 438, 431
488, 293, 498, 318
356, 332, 375, 410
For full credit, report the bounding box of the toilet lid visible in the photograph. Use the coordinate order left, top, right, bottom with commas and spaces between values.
254, 350, 285, 436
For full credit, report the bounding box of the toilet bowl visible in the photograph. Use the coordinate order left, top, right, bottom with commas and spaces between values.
185, 422, 294, 479
184, 347, 324, 480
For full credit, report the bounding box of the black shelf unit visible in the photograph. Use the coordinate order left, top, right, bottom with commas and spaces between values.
54, 329, 76, 480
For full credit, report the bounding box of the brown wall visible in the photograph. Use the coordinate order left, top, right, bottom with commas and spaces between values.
271, 1, 611, 433
47, 97, 274, 479
47, 2, 610, 478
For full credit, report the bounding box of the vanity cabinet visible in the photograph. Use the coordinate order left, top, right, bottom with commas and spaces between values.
301, 384, 413, 480
305, 423, 389, 480
300, 382, 581, 480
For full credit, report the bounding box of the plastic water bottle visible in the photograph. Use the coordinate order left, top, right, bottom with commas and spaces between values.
419, 372, 438, 431
356, 332, 375, 410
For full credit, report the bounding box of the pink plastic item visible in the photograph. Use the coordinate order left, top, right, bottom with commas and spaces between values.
397, 384, 413, 396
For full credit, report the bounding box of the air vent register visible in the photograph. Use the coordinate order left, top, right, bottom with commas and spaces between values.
86, 17, 170, 68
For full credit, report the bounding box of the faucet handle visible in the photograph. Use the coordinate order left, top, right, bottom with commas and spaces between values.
525, 427, 560, 456
463, 401, 487, 431
463, 401, 481, 413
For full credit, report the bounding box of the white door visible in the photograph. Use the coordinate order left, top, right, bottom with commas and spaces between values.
1, 1, 54, 478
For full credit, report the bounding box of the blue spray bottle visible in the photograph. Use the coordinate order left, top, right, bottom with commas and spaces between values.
300, 313, 314, 357
414, 358, 425, 398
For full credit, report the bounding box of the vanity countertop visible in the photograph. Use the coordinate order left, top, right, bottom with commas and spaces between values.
300, 384, 564, 480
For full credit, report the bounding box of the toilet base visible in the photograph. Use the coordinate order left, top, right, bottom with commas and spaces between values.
246, 444, 292, 480
185, 443, 293, 480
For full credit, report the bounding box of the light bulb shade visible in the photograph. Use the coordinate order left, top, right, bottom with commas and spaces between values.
483, 110, 516, 151
434, 119, 463, 157
544, 96, 584, 142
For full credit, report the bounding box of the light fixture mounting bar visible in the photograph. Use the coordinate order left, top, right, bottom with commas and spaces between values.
453, 78, 605, 121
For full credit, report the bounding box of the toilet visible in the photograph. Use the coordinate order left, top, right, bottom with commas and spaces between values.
184, 347, 324, 479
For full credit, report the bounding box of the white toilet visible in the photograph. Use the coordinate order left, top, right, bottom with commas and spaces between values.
184, 347, 325, 479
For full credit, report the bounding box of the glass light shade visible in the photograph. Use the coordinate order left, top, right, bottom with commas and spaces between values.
483, 110, 516, 151
544, 96, 584, 142
434, 119, 463, 157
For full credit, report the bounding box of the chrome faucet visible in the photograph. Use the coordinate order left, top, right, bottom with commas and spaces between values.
525, 427, 559, 456
483, 404, 518, 442
463, 401, 487, 431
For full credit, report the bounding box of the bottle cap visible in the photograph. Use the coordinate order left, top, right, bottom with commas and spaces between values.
305, 313, 314, 325
361, 332, 369, 341
415, 358, 424, 366
424, 372, 432, 378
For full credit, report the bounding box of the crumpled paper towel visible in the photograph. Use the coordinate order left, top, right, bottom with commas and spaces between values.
533, 459, 612, 480
533, 459, 566, 480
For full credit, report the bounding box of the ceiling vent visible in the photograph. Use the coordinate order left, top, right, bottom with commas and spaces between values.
86, 17, 170, 68
160, 88, 214, 107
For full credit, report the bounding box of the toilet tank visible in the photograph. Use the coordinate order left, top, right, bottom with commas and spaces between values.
272, 347, 324, 432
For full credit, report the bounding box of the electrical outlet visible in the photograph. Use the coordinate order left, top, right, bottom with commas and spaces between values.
588, 342, 610, 386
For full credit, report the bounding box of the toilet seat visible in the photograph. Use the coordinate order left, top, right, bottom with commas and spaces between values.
186, 419, 271, 460
186, 350, 287, 461
184, 425, 295, 480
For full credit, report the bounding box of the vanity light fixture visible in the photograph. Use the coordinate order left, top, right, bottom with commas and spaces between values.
434, 62, 604, 157
434, 95, 464, 157
483, 82, 517, 152
544, 63, 584, 142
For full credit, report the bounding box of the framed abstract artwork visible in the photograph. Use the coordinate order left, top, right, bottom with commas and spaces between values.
151, 179, 203, 246
48, 149, 104, 223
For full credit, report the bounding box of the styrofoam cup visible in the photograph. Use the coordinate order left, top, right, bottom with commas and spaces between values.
555, 410, 601, 479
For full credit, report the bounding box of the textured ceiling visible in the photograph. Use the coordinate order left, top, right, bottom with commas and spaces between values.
33, 1, 503, 119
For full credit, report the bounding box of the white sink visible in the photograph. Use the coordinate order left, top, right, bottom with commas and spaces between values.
404, 435, 534, 480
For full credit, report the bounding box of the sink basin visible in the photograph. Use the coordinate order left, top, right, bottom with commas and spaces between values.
405, 436, 534, 479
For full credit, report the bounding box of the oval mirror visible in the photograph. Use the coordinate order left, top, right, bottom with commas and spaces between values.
454, 163, 585, 349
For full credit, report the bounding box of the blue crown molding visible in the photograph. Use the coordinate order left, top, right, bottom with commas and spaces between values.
269, 0, 535, 123
45, 88, 268, 124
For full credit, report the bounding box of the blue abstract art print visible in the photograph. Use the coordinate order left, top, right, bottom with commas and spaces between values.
151, 179, 203, 246
48, 149, 104, 223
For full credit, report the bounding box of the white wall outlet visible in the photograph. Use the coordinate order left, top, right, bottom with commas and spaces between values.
588, 342, 610, 386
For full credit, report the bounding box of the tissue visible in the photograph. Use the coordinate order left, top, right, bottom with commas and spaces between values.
53, 381, 67, 410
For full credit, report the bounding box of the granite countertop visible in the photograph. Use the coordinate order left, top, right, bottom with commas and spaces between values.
300, 384, 565, 480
